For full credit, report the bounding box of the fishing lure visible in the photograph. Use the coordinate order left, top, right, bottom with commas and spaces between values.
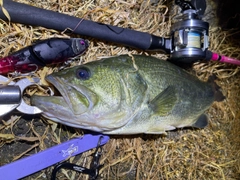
0, 38, 89, 74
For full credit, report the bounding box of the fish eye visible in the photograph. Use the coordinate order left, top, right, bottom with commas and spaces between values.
76, 67, 91, 80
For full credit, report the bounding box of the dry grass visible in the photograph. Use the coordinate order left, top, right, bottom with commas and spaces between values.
0, 0, 240, 179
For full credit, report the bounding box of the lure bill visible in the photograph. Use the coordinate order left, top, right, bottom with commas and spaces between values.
0, 38, 89, 74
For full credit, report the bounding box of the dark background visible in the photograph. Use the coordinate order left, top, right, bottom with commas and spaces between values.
217, 0, 240, 29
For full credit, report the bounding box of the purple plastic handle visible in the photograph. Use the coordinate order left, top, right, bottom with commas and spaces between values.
0, 134, 109, 180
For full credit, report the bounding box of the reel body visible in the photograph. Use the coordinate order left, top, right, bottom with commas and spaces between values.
170, 0, 209, 63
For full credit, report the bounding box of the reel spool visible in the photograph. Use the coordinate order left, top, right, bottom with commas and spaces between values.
170, 0, 209, 63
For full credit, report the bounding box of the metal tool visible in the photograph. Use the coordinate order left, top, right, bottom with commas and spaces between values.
51, 136, 105, 180
0, 134, 110, 180
0, 75, 42, 116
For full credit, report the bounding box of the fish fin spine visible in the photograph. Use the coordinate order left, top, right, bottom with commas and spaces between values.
149, 86, 177, 116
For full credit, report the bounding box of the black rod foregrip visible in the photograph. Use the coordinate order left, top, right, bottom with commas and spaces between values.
0, 0, 170, 52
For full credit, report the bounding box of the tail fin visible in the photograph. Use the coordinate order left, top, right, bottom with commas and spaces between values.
208, 75, 225, 102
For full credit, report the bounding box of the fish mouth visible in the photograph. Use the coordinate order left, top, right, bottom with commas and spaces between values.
31, 74, 97, 115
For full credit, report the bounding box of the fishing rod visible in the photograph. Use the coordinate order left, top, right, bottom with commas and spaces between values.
0, 0, 239, 65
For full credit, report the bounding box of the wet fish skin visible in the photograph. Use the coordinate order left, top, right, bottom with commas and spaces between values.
31, 55, 223, 134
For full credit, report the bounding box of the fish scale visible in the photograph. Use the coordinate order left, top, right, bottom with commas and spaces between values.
31, 55, 224, 134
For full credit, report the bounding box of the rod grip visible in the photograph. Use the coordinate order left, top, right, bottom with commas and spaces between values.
0, 0, 169, 51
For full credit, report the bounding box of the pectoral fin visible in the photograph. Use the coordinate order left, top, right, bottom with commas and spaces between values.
192, 114, 209, 128
149, 86, 177, 116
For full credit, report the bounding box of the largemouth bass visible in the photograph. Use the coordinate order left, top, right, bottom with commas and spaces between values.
31, 55, 224, 134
